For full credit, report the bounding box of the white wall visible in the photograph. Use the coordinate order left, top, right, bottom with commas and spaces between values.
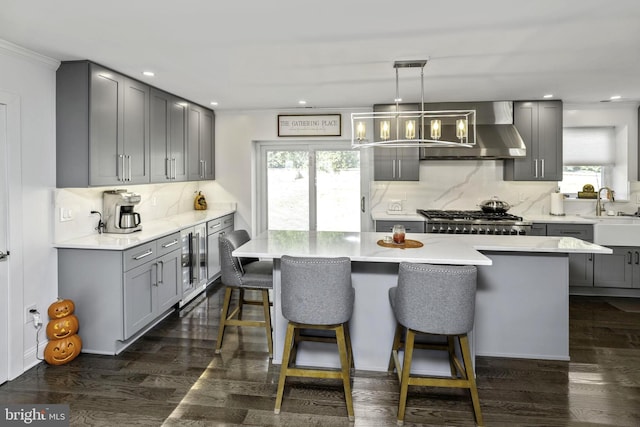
0, 40, 59, 378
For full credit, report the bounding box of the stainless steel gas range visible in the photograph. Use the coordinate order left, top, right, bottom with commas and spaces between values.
417, 209, 532, 235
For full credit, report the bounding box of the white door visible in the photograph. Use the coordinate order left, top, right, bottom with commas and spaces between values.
0, 103, 9, 384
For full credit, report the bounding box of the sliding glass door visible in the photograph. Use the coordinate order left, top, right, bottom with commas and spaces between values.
258, 142, 361, 232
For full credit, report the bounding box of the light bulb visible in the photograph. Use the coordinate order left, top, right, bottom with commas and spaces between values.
380, 121, 390, 141
456, 119, 468, 140
405, 120, 416, 139
356, 122, 366, 141
430, 119, 441, 140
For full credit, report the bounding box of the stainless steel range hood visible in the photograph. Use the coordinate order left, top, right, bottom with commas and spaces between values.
418, 101, 526, 159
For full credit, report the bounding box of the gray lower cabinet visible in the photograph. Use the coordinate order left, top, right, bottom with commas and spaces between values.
504, 100, 563, 181
375, 220, 425, 233
150, 88, 188, 182
594, 246, 640, 289
206, 214, 235, 281
534, 223, 594, 287
188, 104, 215, 181
57, 61, 151, 187
58, 232, 181, 354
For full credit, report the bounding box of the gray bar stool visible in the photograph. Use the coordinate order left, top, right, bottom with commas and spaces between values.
274, 255, 355, 421
388, 262, 482, 426
216, 230, 273, 357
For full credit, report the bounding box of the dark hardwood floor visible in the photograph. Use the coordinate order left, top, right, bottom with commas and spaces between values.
2, 282, 640, 426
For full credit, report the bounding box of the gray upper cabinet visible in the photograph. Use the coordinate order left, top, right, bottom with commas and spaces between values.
57, 60, 214, 187
150, 89, 188, 182
188, 104, 215, 181
373, 104, 419, 181
57, 61, 150, 187
504, 100, 563, 181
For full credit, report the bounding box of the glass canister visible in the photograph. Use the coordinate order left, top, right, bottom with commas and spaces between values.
392, 224, 406, 244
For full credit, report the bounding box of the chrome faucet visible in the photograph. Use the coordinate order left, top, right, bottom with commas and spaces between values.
595, 187, 615, 216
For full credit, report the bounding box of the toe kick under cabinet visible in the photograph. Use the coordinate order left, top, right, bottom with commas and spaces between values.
58, 232, 182, 355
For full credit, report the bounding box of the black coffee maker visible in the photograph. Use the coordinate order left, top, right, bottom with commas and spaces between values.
103, 190, 142, 234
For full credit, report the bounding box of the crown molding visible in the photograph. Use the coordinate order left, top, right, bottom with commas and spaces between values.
0, 39, 60, 69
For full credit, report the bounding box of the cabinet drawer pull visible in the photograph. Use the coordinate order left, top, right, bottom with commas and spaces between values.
133, 249, 154, 260
162, 239, 178, 248
209, 223, 221, 230
627, 251, 633, 265
223, 218, 233, 225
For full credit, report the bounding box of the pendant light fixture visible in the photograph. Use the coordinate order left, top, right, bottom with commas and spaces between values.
351, 60, 476, 148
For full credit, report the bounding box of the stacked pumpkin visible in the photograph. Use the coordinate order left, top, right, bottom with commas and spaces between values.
44, 298, 82, 365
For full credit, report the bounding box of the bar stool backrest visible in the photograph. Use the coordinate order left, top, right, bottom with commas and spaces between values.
219, 230, 259, 287
394, 262, 477, 335
280, 256, 354, 325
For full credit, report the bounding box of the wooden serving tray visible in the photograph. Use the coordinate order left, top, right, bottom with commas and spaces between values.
377, 239, 424, 249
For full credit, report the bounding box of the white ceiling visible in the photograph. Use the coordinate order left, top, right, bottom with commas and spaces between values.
2, 0, 640, 111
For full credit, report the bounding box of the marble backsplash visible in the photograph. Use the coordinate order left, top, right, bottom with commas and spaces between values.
369, 160, 640, 218
54, 181, 234, 242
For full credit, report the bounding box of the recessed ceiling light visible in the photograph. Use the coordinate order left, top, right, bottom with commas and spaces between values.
298, 100, 307, 105
210, 101, 218, 106
610, 95, 622, 100
142, 71, 155, 77
543, 94, 553, 99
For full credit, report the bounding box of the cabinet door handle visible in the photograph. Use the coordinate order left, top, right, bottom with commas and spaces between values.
119, 154, 126, 181
172, 158, 177, 179
162, 239, 179, 249
152, 263, 158, 287
627, 251, 633, 264
392, 160, 396, 179
157, 260, 164, 285
166, 158, 171, 180
398, 159, 402, 178
540, 158, 545, 178
534, 159, 539, 178
133, 249, 154, 260
361, 196, 365, 213
636, 251, 639, 265
128, 155, 132, 181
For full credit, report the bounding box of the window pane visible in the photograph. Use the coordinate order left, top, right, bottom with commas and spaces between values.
560, 166, 602, 195
267, 151, 309, 230
316, 150, 360, 232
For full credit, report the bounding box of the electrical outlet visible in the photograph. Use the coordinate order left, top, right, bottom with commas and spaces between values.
25, 304, 37, 324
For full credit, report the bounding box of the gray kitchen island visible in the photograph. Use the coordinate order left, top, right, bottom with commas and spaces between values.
233, 231, 611, 374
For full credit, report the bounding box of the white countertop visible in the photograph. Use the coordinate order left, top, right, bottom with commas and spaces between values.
232, 231, 612, 265
54, 208, 235, 250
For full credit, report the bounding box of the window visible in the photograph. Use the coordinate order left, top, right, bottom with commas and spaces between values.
256, 141, 362, 233
560, 127, 618, 197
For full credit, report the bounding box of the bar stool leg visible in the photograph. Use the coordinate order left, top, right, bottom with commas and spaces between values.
460, 334, 483, 426
447, 336, 458, 377
388, 322, 403, 373
274, 322, 296, 414
397, 328, 416, 426
336, 324, 355, 421
215, 287, 234, 354
261, 289, 273, 357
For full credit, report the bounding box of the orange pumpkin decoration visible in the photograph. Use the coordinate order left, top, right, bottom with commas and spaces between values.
46, 314, 79, 340
44, 297, 82, 365
44, 334, 82, 365
47, 298, 75, 319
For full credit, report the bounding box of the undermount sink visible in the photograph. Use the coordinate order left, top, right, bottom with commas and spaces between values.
593, 218, 640, 245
